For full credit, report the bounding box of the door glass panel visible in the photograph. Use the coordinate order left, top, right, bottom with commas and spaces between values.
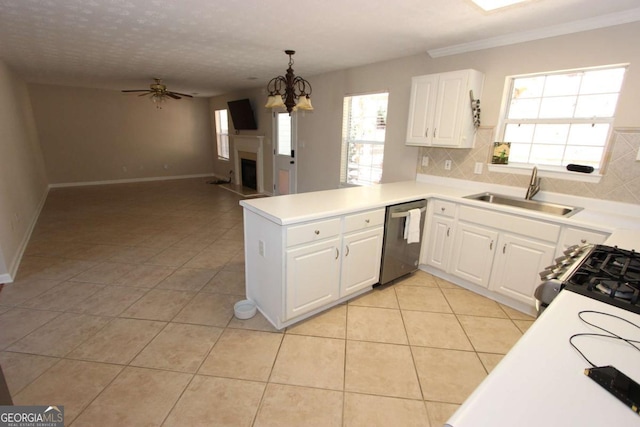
277, 113, 292, 156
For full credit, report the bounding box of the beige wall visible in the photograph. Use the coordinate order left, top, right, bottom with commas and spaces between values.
210, 22, 640, 199
29, 84, 215, 184
0, 61, 48, 281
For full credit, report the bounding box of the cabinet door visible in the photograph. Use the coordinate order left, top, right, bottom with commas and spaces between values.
432, 70, 468, 147
450, 222, 498, 288
425, 215, 454, 271
406, 74, 438, 145
490, 234, 555, 306
340, 227, 384, 297
285, 237, 341, 320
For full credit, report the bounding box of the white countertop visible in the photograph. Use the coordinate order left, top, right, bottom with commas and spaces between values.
240, 175, 640, 232
446, 290, 640, 427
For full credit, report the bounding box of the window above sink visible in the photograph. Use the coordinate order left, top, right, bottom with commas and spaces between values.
492, 64, 628, 182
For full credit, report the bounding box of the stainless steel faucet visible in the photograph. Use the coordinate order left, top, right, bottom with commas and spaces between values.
525, 166, 540, 200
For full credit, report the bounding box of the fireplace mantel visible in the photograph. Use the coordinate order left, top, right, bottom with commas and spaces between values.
233, 136, 264, 193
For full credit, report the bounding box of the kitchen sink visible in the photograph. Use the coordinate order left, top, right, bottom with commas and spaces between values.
463, 192, 583, 217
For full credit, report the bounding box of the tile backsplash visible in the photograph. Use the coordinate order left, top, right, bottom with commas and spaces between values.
417, 128, 640, 205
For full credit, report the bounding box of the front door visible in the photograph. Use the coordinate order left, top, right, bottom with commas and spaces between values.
273, 112, 297, 195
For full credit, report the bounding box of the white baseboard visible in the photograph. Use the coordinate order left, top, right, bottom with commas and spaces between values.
5, 185, 50, 283
49, 173, 215, 188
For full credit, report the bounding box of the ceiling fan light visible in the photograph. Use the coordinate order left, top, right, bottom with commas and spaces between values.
295, 95, 313, 111
150, 93, 166, 108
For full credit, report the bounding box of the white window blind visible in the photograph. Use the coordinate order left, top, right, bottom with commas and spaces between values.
340, 92, 389, 186
497, 65, 626, 171
215, 109, 229, 160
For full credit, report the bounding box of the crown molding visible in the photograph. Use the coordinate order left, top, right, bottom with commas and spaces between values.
428, 7, 640, 58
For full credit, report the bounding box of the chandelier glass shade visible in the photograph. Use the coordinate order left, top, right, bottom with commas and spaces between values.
265, 50, 313, 115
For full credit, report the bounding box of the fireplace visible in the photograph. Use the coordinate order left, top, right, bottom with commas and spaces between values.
233, 136, 264, 193
241, 158, 257, 190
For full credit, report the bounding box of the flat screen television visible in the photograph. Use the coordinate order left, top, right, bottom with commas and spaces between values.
227, 98, 258, 130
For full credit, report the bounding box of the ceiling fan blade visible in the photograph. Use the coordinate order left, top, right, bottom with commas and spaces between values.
168, 91, 193, 98
122, 89, 150, 93
138, 92, 153, 97
166, 93, 181, 99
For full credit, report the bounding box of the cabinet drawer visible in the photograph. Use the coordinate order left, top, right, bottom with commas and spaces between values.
343, 209, 386, 234
286, 218, 342, 247
432, 200, 456, 218
561, 227, 609, 247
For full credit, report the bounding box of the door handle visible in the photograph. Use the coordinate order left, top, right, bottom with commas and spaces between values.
290, 161, 295, 164
335, 248, 339, 259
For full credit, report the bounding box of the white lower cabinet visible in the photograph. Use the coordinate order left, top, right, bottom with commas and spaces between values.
285, 237, 341, 320
488, 233, 556, 305
424, 199, 457, 271
424, 203, 561, 309
450, 221, 498, 288
244, 207, 384, 329
340, 227, 384, 297
425, 215, 455, 271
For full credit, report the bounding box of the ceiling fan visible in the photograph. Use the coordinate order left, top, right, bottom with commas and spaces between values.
121, 78, 193, 107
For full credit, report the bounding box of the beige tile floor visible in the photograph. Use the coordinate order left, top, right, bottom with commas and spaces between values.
0, 178, 535, 426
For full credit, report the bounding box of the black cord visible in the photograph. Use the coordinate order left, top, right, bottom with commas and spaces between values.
569, 310, 640, 367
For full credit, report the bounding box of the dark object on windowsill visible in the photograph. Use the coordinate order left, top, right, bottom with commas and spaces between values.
567, 164, 595, 174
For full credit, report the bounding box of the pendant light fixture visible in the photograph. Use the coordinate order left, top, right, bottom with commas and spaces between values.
265, 50, 313, 115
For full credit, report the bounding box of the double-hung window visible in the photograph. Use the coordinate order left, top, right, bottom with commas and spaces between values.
496, 64, 627, 174
214, 109, 230, 160
340, 92, 389, 186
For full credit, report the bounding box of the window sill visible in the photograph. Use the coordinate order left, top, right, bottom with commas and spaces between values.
487, 163, 602, 183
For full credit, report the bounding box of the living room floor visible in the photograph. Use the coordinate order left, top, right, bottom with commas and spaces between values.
0, 178, 534, 426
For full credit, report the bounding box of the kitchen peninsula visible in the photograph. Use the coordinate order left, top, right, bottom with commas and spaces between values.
240, 176, 640, 329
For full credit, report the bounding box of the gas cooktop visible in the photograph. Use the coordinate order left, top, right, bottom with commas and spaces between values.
563, 245, 640, 315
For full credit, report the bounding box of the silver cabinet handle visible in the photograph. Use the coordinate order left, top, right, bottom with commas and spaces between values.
335, 248, 339, 259
314, 230, 320, 235
433, 128, 436, 137
503, 244, 506, 254
425, 128, 429, 138
581, 239, 587, 244
345, 246, 350, 257
490, 240, 494, 250
446, 227, 450, 237
365, 219, 370, 224
441, 207, 445, 212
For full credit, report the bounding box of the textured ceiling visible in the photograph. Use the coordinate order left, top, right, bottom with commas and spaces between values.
0, 0, 639, 97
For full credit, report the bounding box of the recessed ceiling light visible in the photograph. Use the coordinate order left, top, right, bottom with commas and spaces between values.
471, 0, 528, 11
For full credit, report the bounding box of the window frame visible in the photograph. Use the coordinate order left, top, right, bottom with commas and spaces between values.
339, 91, 389, 187
493, 64, 628, 181
214, 109, 230, 161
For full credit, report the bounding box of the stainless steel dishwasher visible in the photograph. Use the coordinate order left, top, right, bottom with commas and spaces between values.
379, 199, 427, 285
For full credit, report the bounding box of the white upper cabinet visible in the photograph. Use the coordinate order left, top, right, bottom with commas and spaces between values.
406, 69, 484, 148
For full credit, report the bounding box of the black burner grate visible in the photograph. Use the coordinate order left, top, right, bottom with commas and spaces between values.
563, 245, 640, 314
